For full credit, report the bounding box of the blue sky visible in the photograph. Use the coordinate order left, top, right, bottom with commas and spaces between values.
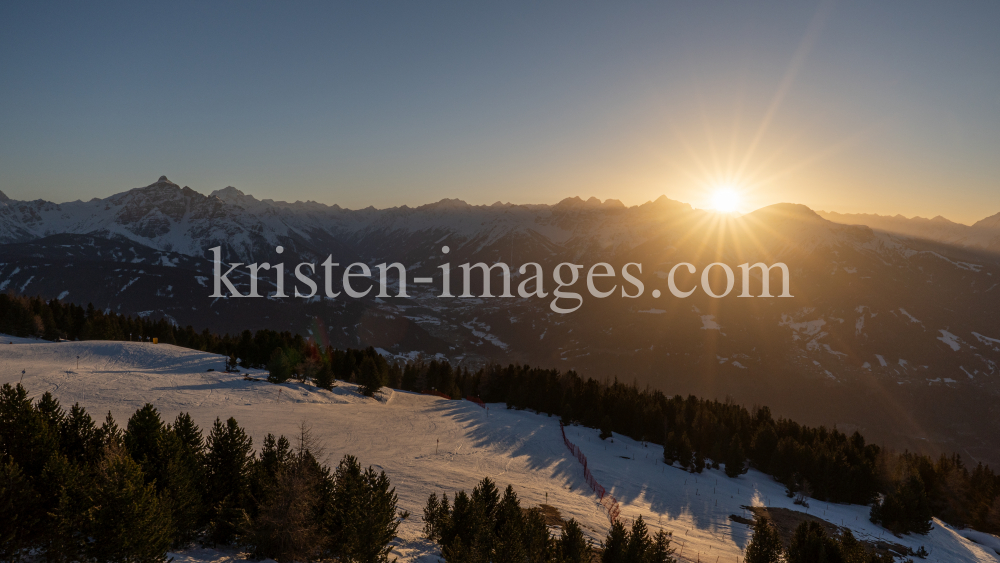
1, 1, 998, 222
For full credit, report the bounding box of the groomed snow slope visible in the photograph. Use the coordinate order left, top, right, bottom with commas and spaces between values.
1, 337, 998, 563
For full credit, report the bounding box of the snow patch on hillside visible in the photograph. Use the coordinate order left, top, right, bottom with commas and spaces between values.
938, 330, 962, 351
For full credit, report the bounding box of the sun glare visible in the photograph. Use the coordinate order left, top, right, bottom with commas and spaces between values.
711, 188, 740, 213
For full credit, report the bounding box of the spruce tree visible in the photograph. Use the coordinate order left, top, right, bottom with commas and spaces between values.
172, 412, 205, 460
61, 403, 101, 466
359, 356, 385, 397
600, 415, 613, 440
649, 529, 675, 563
423, 492, 444, 541
267, 348, 292, 383
787, 521, 841, 563
0, 383, 59, 478
328, 455, 402, 562
558, 518, 591, 563
314, 361, 335, 390
124, 403, 166, 484
0, 458, 40, 561
522, 507, 553, 562
494, 484, 526, 562
242, 450, 324, 562
601, 519, 628, 563
744, 517, 784, 563
724, 435, 747, 478
204, 417, 254, 545
870, 475, 933, 535
624, 516, 653, 562
159, 430, 205, 547
98, 410, 124, 448
79, 447, 174, 563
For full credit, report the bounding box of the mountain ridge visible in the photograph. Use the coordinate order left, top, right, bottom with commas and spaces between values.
2, 177, 1000, 467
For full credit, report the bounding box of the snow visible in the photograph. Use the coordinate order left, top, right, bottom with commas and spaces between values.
1, 337, 997, 563
899, 308, 922, 324
700, 314, 721, 330
958, 529, 1000, 559
972, 332, 1000, 351
779, 315, 826, 337
938, 330, 962, 351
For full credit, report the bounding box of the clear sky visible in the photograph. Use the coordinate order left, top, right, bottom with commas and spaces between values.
1, 2, 998, 223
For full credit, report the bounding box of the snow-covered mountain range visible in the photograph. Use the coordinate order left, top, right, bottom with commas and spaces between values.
2, 177, 999, 466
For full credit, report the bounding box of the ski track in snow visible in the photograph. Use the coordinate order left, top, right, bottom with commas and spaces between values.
1, 337, 997, 563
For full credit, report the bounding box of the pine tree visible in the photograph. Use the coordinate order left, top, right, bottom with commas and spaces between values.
124, 403, 167, 483
663, 432, 679, 465
159, 429, 205, 547
359, 356, 385, 397
329, 454, 403, 562
0, 383, 59, 478
649, 529, 675, 563
724, 435, 748, 478
314, 361, 335, 390
787, 521, 841, 563
676, 434, 693, 471
744, 517, 784, 563
36, 391, 66, 432
693, 450, 706, 473
61, 403, 101, 466
624, 516, 653, 562
600, 415, 613, 440
267, 348, 292, 383
172, 412, 205, 460
522, 507, 553, 562
494, 484, 526, 562
78, 446, 174, 563
601, 519, 628, 563
387, 363, 403, 389
870, 475, 933, 535
749, 424, 778, 470
0, 458, 40, 561
423, 492, 443, 541
204, 417, 254, 545
558, 518, 591, 563
98, 410, 124, 448
242, 450, 324, 562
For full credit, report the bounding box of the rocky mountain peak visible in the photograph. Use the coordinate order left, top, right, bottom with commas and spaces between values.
209, 186, 258, 206
0, 189, 9, 203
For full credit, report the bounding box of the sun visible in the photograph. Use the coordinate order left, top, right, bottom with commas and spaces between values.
710, 188, 740, 213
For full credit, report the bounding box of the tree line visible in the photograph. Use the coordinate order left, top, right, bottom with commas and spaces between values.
3, 292, 1000, 536
0, 383, 404, 562
743, 516, 903, 563
421, 477, 675, 563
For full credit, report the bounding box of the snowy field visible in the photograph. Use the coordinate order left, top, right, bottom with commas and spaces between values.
2, 336, 998, 563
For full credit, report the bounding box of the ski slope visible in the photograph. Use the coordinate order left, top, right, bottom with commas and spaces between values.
2, 336, 998, 563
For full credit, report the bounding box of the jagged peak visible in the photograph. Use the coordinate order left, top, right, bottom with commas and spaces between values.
210, 186, 259, 205
0, 189, 9, 203
151, 175, 178, 186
